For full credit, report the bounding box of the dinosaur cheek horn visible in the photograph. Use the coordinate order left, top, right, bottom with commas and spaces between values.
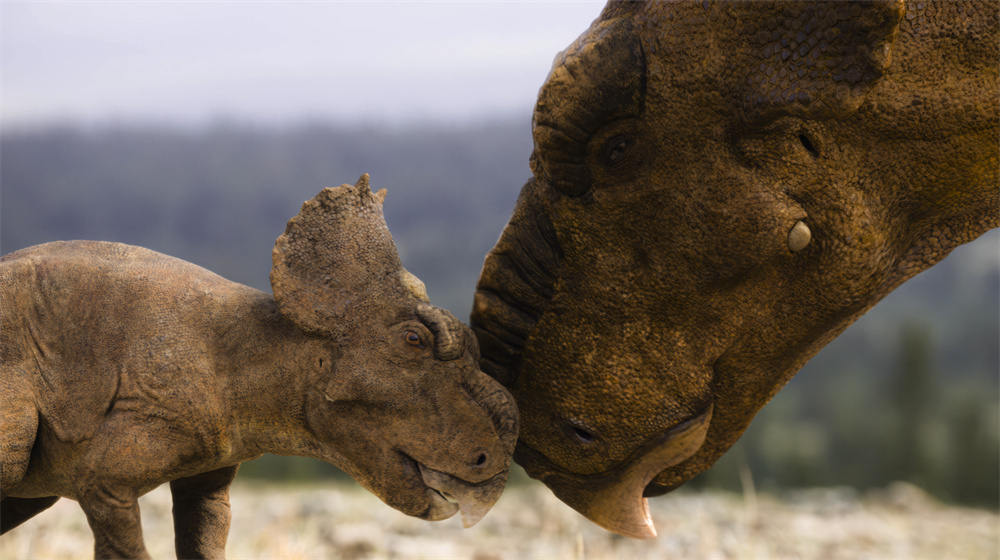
415, 303, 466, 361
531, 404, 712, 539
531, 13, 646, 198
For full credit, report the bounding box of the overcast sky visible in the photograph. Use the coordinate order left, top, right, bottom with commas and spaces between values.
2, 2, 604, 128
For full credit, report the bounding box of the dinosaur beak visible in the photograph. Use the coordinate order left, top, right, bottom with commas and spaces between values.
519, 404, 713, 539
419, 464, 508, 528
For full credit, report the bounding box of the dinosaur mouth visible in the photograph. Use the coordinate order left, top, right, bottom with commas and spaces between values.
512, 404, 713, 538
398, 453, 507, 527
417, 463, 507, 528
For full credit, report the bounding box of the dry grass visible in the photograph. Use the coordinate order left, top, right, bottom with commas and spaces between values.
2, 481, 996, 559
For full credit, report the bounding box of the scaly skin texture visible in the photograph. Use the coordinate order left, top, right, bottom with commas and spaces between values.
471, 0, 998, 538
1, 176, 518, 559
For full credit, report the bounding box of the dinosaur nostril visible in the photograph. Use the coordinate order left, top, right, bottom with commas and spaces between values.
475, 453, 487, 467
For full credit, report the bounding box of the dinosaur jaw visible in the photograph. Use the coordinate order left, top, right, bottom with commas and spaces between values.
417, 463, 508, 528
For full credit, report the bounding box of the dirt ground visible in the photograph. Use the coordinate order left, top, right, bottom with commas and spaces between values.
2, 480, 996, 559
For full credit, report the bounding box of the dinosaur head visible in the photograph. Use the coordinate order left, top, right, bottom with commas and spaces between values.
272, 175, 518, 527
473, 0, 998, 538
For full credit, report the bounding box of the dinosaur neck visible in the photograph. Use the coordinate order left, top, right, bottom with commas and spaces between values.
212, 290, 343, 466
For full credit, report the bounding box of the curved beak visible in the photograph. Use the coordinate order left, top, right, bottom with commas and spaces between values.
419, 464, 509, 528
519, 404, 713, 539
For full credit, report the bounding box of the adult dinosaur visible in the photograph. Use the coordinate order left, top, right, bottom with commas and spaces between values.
471, 0, 998, 538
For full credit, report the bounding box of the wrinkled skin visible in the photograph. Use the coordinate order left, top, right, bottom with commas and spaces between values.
472, 0, 998, 538
1, 176, 518, 559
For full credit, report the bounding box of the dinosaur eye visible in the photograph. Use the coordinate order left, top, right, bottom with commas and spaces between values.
798, 133, 820, 158
404, 331, 422, 346
604, 136, 631, 166
571, 427, 596, 444
565, 421, 597, 444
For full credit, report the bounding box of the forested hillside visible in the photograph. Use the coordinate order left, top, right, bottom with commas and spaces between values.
2, 121, 996, 507
1, 121, 531, 317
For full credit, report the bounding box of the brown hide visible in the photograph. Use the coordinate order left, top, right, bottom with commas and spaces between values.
472, 0, 998, 538
1, 176, 518, 558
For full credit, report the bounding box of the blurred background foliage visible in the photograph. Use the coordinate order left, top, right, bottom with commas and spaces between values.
2, 121, 996, 509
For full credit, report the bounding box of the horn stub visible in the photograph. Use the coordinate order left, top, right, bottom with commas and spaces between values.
415, 303, 466, 361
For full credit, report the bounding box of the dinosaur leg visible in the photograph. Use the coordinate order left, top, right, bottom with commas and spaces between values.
75, 410, 190, 560
170, 464, 240, 560
0, 389, 53, 535
79, 483, 150, 560
0, 496, 60, 534
1, 390, 39, 490
78, 483, 150, 560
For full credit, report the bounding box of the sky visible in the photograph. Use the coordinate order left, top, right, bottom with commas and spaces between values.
2, 1, 604, 128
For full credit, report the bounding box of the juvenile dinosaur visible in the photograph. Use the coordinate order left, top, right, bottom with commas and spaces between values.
1, 175, 518, 559
472, 0, 998, 537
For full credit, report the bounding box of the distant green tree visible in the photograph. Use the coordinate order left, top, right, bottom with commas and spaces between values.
884, 322, 936, 488
947, 395, 1000, 507
884, 320, 942, 490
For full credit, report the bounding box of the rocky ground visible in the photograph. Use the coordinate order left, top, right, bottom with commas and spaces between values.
2, 481, 996, 559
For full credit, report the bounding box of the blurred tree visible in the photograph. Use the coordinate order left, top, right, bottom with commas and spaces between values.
947, 395, 1000, 507
884, 322, 936, 488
